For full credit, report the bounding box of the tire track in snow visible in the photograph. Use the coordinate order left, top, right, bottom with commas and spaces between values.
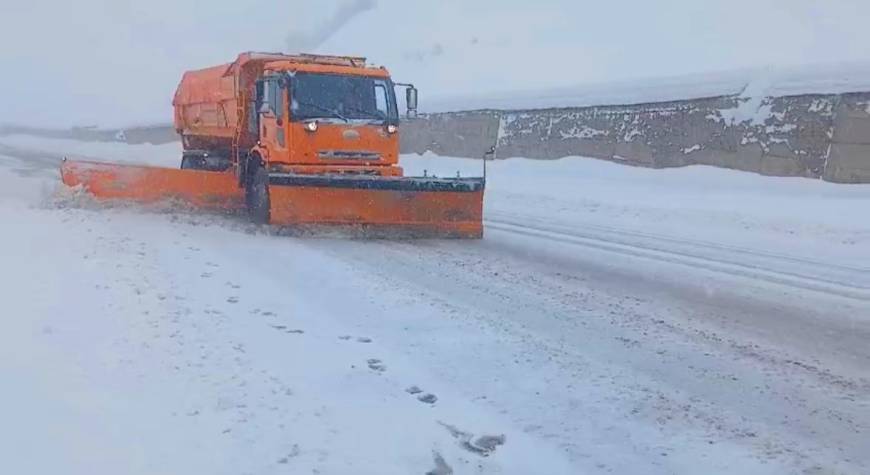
488, 210, 869, 275
486, 214, 870, 302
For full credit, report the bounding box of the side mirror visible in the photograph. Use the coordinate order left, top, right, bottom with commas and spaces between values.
406, 86, 418, 116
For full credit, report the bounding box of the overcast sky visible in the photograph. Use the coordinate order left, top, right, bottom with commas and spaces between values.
1, 0, 868, 128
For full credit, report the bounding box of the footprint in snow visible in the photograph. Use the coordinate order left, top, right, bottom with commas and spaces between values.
406, 386, 436, 404
417, 393, 438, 404
272, 324, 304, 334
226, 297, 239, 304
367, 359, 386, 372
277, 444, 301, 464
438, 422, 506, 457
426, 451, 453, 475
339, 335, 372, 343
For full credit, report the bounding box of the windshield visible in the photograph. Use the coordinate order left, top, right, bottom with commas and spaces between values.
290, 72, 398, 124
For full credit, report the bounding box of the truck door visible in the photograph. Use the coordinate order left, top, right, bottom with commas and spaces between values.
258, 76, 289, 164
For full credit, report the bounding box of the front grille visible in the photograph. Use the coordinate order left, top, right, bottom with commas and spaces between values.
318, 150, 382, 161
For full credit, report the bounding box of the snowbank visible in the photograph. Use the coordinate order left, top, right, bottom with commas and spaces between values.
424, 62, 870, 112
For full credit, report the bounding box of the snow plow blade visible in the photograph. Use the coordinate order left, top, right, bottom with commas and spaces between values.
60, 160, 244, 210
60, 160, 485, 238
268, 174, 485, 239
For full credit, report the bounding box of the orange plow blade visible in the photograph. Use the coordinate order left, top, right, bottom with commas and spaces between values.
60, 160, 244, 210
60, 160, 485, 238
268, 174, 485, 238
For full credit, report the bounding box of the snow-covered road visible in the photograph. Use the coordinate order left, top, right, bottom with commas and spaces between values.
1, 136, 868, 474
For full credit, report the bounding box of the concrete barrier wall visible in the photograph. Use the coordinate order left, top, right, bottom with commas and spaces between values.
826, 93, 870, 183
4, 90, 868, 183
401, 92, 870, 183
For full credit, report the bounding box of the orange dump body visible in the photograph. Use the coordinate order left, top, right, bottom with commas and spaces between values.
172, 63, 239, 141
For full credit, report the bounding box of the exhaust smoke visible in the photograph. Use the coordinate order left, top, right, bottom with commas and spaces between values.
285, 0, 378, 52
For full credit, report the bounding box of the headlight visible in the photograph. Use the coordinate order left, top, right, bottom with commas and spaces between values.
305, 121, 318, 132
386, 124, 398, 134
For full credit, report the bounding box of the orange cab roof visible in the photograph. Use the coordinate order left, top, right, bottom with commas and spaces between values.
264, 60, 390, 78
221, 52, 388, 78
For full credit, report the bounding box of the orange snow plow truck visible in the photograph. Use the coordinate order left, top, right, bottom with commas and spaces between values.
60, 52, 485, 238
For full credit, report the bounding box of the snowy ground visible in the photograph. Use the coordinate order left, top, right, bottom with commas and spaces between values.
1, 135, 869, 474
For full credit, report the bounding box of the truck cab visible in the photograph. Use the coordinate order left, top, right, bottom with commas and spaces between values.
252, 61, 415, 177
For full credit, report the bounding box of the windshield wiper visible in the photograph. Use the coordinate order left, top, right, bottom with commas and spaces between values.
295, 100, 349, 123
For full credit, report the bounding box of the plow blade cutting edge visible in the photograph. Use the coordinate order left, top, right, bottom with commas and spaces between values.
60, 160, 485, 238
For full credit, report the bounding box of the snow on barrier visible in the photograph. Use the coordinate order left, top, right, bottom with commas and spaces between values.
401, 65, 870, 183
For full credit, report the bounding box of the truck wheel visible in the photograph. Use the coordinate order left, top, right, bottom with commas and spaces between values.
182, 152, 231, 171
180, 155, 205, 170
246, 165, 270, 225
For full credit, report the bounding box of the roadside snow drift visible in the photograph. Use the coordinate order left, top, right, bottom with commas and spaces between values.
425, 61, 870, 113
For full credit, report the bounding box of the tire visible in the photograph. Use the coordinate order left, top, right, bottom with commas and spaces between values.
246, 164, 270, 225
180, 155, 205, 170
181, 152, 230, 171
